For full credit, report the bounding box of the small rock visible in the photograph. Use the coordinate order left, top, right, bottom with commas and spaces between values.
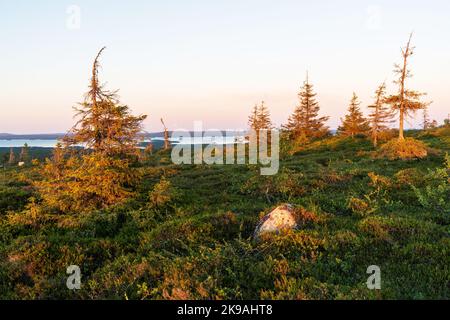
254, 204, 297, 239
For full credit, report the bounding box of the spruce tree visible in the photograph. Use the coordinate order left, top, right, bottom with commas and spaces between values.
338, 92, 370, 138
284, 74, 329, 139
368, 82, 394, 147
248, 101, 272, 131
257, 101, 272, 130
145, 141, 154, 156
248, 104, 260, 131
247, 101, 272, 145
20, 143, 30, 163
37, 47, 147, 213
8, 147, 16, 165
63, 47, 147, 157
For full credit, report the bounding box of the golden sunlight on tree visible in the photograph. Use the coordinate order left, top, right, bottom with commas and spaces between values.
35, 47, 147, 213
385, 34, 431, 141
338, 92, 370, 138
63, 47, 147, 157
248, 101, 272, 132
283, 73, 330, 141
368, 82, 394, 147
377, 34, 432, 160
247, 101, 272, 145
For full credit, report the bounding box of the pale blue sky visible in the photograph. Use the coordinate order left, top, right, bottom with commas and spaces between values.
1, 0, 449, 133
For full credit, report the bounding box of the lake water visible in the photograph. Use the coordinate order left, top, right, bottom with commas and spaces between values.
0, 139, 59, 148
0, 136, 246, 148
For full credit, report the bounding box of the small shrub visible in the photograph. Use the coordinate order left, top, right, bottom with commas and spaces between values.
257, 230, 324, 261
347, 196, 375, 217
412, 154, 449, 214
0, 187, 31, 213
368, 172, 392, 190
293, 207, 320, 227
394, 168, 425, 187
148, 176, 179, 209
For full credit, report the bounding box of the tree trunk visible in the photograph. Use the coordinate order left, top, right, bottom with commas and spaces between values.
399, 108, 405, 140
398, 34, 412, 141
164, 130, 169, 150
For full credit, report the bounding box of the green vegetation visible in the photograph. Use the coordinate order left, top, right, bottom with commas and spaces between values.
0, 128, 448, 300
1, 35, 448, 301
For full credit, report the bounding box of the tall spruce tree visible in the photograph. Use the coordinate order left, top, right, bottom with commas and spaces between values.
257, 101, 272, 130
284, 73, 329, 139
248, 101, 272, 131
368, 82, 394, 147
37, 47, 148, 213
385, 34, 430, 140
248, 104, 260, 131
338, 92, 370, 138
63, 47, 147, 157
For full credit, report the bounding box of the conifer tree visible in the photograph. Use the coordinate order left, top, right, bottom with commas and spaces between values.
247, 101, 272, 146
145, 141, 154, 156
368, 82, 394, 147
37, 48, 147, 213
20, 143, 30, 163
385, 34, 430, 140
63, 47, 147, 157
284, 73, 329, 139
8, 147, 16, 165
248, 104, 260, 131
338, 92, 370, 138
257, 101, 272, 130
248, 101, 272, 132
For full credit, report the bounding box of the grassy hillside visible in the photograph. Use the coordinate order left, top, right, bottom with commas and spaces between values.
0, 130, 448, 300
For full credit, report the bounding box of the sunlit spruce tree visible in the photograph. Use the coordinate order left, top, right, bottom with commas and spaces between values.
257, 101, 272, 130
247, 101, 272, 147
248, 100, 272, 143
368, 82, 394, 147
284, 74, 329, 140
248, 101, 272, 130
36, 47, 147, 213
248, 104, 260, 131
63, 47, 147, 157
338, 92, 370, 138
